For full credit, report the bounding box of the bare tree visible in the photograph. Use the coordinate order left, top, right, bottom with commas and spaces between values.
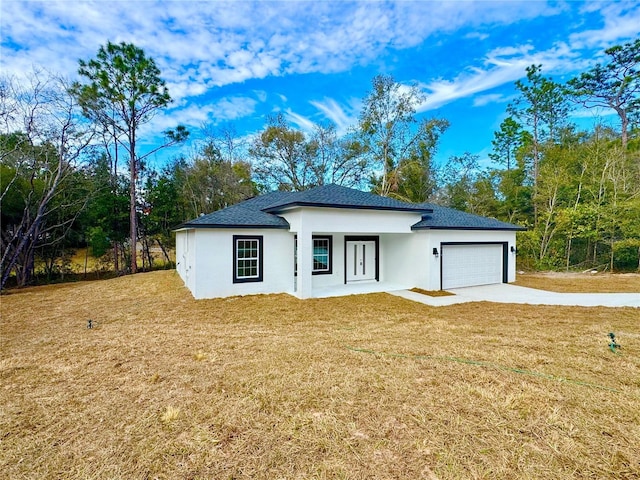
1, 72, 94, 289
250, 115, 372, 192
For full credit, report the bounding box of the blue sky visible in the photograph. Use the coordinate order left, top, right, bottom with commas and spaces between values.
2, 1, 639, 169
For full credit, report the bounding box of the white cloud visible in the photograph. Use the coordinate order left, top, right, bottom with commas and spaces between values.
0, 0, 580, 92
473, 93, 509, 107
284, 109, 316, 134
140, 95, 258, 141
418, 67, 521, 112
3, 0, 638, 144
254, 90, 268, 103
309, 98, 358, 135
570, 2, 640, 50
417, 41, 585, 111
465, 32, 489, 41
213, 96, 258, 121
569, 106, 617, 119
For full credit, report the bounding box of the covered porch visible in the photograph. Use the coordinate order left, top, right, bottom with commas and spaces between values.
280, 206, 432, 299
292, 230, 430, 299
311, 280, 408, 298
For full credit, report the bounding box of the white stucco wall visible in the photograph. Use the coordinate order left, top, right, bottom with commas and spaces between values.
176, 228, 294, 299
175, 228, 197, 294
380, 232, 430, 288
280, 207, 419, 234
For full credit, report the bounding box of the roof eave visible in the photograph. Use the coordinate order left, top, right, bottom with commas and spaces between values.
265, 202, 432, 214
176, 223, 290, 230
411, 225, 527, 231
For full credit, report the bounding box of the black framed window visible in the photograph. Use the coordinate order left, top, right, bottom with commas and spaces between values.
294, 235, 333, 275
233, 235, 263, 283
312, 236, 332, 274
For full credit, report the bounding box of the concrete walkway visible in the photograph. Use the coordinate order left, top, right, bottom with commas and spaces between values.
389, 283, 640, 308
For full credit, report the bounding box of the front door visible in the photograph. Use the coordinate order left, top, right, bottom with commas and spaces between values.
346, 241, 376, 282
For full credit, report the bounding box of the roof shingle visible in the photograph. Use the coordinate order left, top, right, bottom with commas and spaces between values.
182, 203, 290, 229
179, 184, 524, 231
263, 184, 431, 213
411, 203, 525, 231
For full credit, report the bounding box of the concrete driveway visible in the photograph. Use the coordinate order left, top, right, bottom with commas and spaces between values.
389, 283, 640, 308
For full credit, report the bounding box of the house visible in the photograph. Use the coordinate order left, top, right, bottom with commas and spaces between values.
174, 184, 525, 299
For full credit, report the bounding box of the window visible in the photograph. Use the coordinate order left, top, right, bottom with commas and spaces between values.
294, 235, 333, 275
313, 236, 331, 274
233, 235, 263, 283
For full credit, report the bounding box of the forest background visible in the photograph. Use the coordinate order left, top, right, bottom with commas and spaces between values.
1, 39, 639, 289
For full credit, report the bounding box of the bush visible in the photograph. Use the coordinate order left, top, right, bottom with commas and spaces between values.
613, 239, 640, 271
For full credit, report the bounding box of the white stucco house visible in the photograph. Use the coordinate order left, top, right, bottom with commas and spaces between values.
174, 184, 525, 299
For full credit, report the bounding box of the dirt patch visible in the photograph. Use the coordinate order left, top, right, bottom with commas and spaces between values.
1, 271, 639, 479
410, 287, 455, 297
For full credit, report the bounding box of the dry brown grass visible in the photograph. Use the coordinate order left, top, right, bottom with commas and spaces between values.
410, 287, 455, 297
516, 272, 640, 293
1, 271, 639, 479
68, 247, 176, 273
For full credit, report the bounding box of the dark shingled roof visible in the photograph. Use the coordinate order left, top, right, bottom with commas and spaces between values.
178, 184, 524, 231
411, 203, 525, 231
263, 184, 431, 213
180, 202, 290, 229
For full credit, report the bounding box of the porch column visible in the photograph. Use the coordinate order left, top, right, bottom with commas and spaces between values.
297, 228, 313, 299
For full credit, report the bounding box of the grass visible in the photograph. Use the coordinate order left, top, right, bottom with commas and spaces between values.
1, 271, 639, 479
410, 287, 455, 297
37, 247, 176, 276
516, 271, 640, 293
160, 406, 181, 424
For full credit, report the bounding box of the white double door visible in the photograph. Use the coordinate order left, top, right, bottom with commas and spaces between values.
346, 241, 376, 282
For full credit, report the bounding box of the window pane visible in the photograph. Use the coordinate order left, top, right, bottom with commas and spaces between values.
237, 258, 258, 278
362, 244, 366, 275
238, 240, 258, 259
235, 237, 260, 280
313, 256, 328, 270
353, 244, 357, 275
312, 238, 330, 272
313, 239, 328, 255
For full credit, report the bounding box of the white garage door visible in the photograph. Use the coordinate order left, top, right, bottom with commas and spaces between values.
442, 243, 504, 289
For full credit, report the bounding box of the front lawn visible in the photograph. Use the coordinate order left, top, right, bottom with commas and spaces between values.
1, 271, 638, 479
515, 272, 640, 293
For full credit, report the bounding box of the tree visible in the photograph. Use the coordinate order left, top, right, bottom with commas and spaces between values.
508, 65, 568, 222
178, 143, 255, 218
201, 123, 248, 164
489, 117, 526, 171
356, 75, 449, 197
566, 39, 640, 150
307, 123, 369, 188
389, 117, 449, 202
72, 41, 188, 274
81, 153, 130, 271
250, 114, 316, 191
441, 153, 483, 213
1, 73, 94, 289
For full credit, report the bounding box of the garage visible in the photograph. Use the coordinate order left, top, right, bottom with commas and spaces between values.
441, 243, 506, 289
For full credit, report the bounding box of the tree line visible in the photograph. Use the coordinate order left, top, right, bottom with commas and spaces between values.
1, 39, 638, 289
